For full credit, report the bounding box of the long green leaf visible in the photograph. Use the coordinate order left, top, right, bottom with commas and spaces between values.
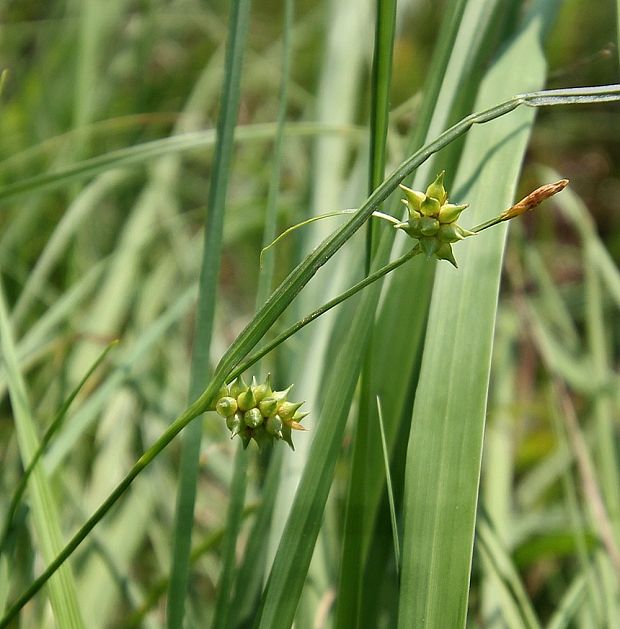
0, 341, 117, 551
167, 1, 252, 626
0, 123, 360, 204
357, 1, 507, 622
226, 2, 295, 624
0, 279, 85, 628
398, 7, 555, 627
337, 0, 397, 621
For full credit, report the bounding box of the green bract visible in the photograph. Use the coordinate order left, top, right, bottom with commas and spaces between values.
396, 171, 473, 267
216, 375, 306, 450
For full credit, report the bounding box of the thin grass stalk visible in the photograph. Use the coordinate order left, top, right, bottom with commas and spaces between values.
336, 1, 396, 624
226, 3, 295, 623
3, 82, 620, 627
366, 0, 396, 268
548, 382, 604, 625
0, 123, 362, 204
477, 513, 541, 629
167, 1, 252, 626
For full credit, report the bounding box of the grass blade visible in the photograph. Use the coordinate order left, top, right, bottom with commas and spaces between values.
477, 513, 541, 629
0, 279, 85, 628
167, 1, 252, 626
0, 123, 360, 205
338, 1, 397, 620
0, 341, 117, 551
376, 397, 400, 570
226, 2, 294, 622
398, 7, 554, 626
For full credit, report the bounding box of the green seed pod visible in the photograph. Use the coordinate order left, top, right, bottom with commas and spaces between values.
229, 376, 248, 399
398, 184, 425, 212
420, 196, 441, 218
277, 400, 304, 421
244, 407, 264, 429
216, 396, 238, 418
281, 423, 295, 451
259, 396, 279, 417
403, 201, 422, 222
439, 223, 476, 243
420, 236, 439, 259
226, 411, 243, 435
273, 385, 292, 401
292, 411, 309, 423
405, 216, 423, 238
420, 216, 440, 236
240, 429, 252, 450
252, 374, 273, 403
425, 171, 447, 205
266, 414, 283, 438
438, 202, 468, 224
237, 387, 257, 412
438, 223, 464, 243
435, 243, 458, 267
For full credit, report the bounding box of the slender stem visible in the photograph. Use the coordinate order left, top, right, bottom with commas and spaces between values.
229, 245, 423, 381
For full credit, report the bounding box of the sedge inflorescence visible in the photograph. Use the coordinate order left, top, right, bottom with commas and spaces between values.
396, 171, 474, 267
213, 375, 307, 450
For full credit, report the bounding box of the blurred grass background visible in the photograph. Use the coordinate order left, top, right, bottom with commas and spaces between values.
0, 0, 619, 627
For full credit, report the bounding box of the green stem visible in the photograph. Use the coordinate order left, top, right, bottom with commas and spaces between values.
230, 245, 423, 381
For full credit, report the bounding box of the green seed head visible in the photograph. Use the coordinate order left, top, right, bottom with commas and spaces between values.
218, 376, 307, 450
397, 171, 471, 266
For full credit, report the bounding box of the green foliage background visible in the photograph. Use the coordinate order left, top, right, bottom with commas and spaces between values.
0, 0, 620, 627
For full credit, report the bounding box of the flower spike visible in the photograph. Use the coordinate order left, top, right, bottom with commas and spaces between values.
217, 376, 307, 450
396, 172, 474, 266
